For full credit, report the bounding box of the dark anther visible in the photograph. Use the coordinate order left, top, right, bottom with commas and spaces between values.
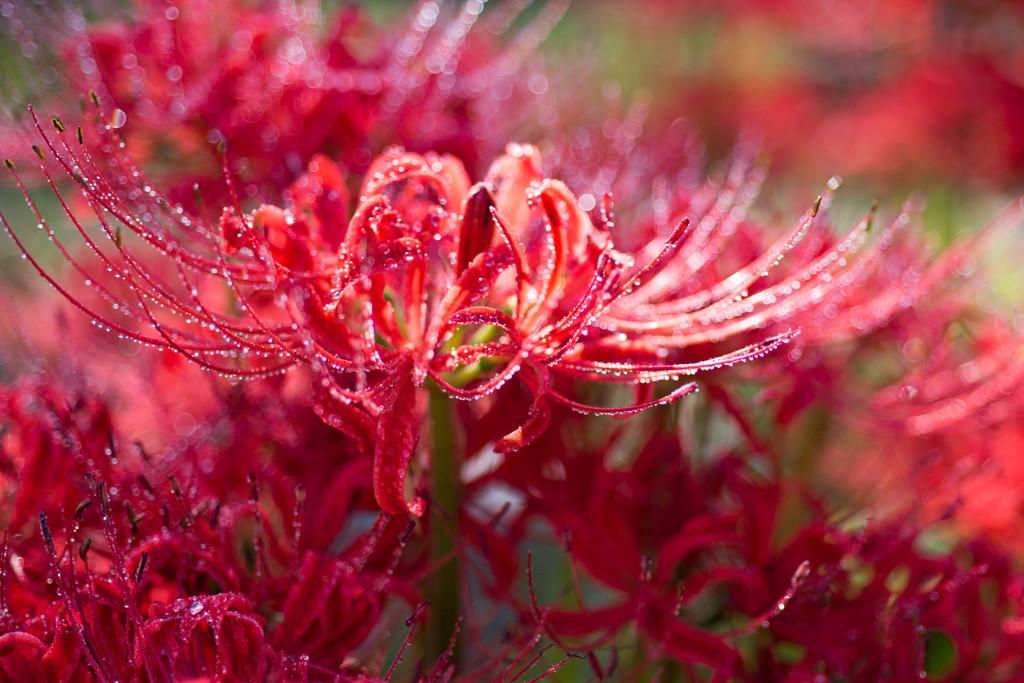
168, 475, 184, 500
79, 538, 92, 562
126, 503, 146, 535
39, 513, 56, 556
134, 441, 152, 462
97, 481, 109, 517
135, 550, 148, 584
209, 500, 223, 529
74, 498, 93, 521
136, 474, 154, 494
867, 198, 881, 232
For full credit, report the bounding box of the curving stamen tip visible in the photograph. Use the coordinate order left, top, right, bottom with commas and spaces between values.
73, 497, 93, 521
31, 145, 44, 161
667, 216, 690, 244
406, 600, 431, 628
52, 116, 65, 133
792, 560, 812, 584
78, 537, 92, 562
811, 195, 823, 218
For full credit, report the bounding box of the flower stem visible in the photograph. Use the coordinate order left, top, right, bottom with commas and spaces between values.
427, 385, 461, 665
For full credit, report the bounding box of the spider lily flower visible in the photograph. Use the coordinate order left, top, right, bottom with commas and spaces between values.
0, 370, 423, 682
468, 425, 1020, 681
0, 102, 868, 516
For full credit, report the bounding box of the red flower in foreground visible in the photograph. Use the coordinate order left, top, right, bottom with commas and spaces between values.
1, 106, 881, 517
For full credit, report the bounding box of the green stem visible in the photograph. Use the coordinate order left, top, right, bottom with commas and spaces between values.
426, 385, 461, 665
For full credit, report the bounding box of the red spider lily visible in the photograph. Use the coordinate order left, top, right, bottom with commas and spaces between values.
0, 367, 426, 682
0, 104, 860, 517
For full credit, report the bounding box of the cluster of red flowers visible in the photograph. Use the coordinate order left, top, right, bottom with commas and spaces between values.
582, 0, 1024, 189
1, 1, 1024, 681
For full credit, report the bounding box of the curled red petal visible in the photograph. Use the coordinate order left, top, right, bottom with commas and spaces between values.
372, 371, 425, 517
495, 394, 551, 454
